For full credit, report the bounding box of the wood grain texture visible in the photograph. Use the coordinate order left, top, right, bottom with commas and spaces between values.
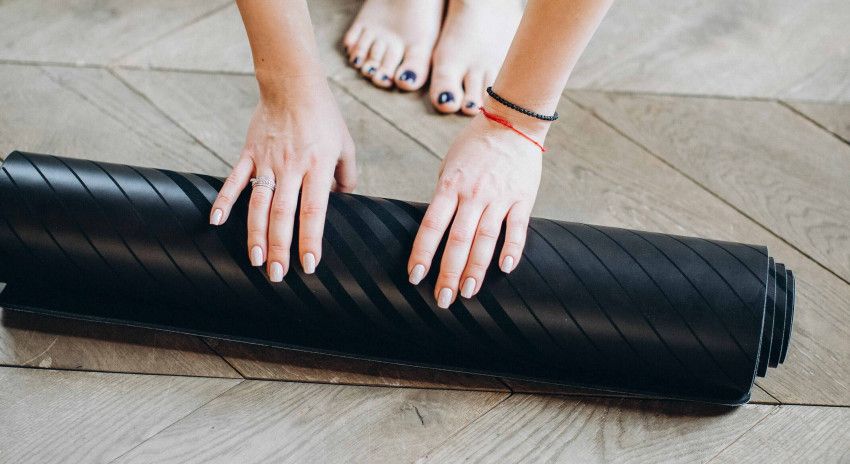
116, 68, 439, 202
113, 380, 507, 464
0, 0, 229, 65
0, 309, 239, 377
567, 0, 850, 101
204, 338, 508, 391
568, 91, 850, 282
0, 64, 230, 175
417, 394, 773, 464
120, 0, 359, 77
709, 405, 850, 463
785, 101, 850, 143
340, 83, 850, 405
0, 367, 240, 464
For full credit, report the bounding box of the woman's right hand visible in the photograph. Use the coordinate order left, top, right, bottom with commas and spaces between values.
209, 76, 357, 282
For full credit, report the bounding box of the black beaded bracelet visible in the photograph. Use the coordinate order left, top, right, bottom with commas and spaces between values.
486, 86, 559, 121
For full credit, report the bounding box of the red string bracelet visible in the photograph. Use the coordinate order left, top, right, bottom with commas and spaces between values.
480, 107, 547, 153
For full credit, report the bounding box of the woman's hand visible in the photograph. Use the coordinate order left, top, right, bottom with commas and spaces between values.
210, 77, 356, 281
408, 106, 546, 308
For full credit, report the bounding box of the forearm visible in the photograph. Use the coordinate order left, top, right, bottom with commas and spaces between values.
236, 0, 326, 102
488, 0, 612, 134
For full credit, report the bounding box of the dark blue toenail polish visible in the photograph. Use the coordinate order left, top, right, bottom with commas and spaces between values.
353, 57, 361, 65
399, 70, 417, 83
381, 74, 390, 81
465, 101, 477, 109
438, 92, 455, 105
366, 66, 376, 75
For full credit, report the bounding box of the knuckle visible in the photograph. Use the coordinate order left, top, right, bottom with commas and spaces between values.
300, 202, 326, 218
420, 217, 444, 234
476, 225, 500, 241
412, 248, 434, 261
270, 202, 293, 217
216, 192, 234, 205
267, 244, 290, 256
246, 224, 266, 236
465, 262, 488, 276
439, 269, 462, 281
448, 229, 474, 245
505, 238, 525, 248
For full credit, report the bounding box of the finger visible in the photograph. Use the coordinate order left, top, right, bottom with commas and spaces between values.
210, 156, 253, 225
266, 170, 302, 282
434, 200, 484, 308
499, 202, 532, 274
407, 191, 458, 286
333, 147, 357, 193
460, 203, 509, 298
298, 168, 333, 274
247, 167, 275, 267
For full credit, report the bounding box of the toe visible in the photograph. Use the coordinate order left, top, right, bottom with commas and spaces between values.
429, 66, 464, 114
349, 30, 375, 69
460, 71, 485, 116
394, 45, 431, 91
372, 42, 403, 88
361, 40, 387, 79
342, 23, 363, 54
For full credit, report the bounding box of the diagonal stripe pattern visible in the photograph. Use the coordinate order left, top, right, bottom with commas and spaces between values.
0, 152, 794, 405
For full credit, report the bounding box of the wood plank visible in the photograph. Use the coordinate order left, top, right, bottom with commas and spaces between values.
112, 380, 507, 464
335, 76, 850, 406
0, 63, 240, 377
568, 91, 850, 281
0, 367, 240, 464
417, 394, 774, 464
779, 57, 850, 103
785, 101, 850, 144
567, 0, 850, 100
120, 0, 359, 77
204, 338, 508, 391
0, 0, 230, 65
0, 309, 239, 377
709, 405, 850, 463
115, 68, 439, 201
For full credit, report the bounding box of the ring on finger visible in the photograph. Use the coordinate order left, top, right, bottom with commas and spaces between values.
250, 176, 276, 192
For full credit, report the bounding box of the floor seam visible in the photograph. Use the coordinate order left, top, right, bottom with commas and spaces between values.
106, 378, 245, 464
200, 337, 246, 379
704, 405, 780, 464
777, 100, 850, 146
564, 93, 850, 288
0, 363, 242, 380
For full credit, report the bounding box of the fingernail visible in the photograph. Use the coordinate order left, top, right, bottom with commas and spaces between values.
269, 262, 284, 282
465, 101, 477, 109
366, 66, 376, 75
250, 246, 264, 267
501, 256, 514, 273
399, 70, 416, 83
461, 277, 476, 299
302, 252, 316, 274
438, 92, 455, 105
409, 264, 426, 285
437, 287, 453, 309
210, 208, 223, 226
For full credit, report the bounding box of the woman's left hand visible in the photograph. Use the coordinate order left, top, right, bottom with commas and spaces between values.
407, 110, 546, 308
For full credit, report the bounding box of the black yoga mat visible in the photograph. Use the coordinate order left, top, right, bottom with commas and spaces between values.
0, 151, 794, 405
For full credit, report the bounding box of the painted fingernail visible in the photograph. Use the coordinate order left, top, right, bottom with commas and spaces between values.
210, 208, 223, 226
461, 277, 476, 299
269, 262, 284, 282
399, 70, 416, 82
250, 246, 264, 267
409, 264, 426, 285
437, 287, 453, 309
366, 66, 376, 75
501, 256, 514, 273
302, 252, 316, 274
438, 92, 455, 105
465, 101, 477, 109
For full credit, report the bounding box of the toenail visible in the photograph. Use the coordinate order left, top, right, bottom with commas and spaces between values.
381, 74, 390, 81
399, 70, 417, 83
465, 101, 477, 109
353, 56, 361, 65
366, 66, 376, 75
438, 92, 455, 105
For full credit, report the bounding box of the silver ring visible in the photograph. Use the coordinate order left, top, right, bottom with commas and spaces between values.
250, 176, 276, 192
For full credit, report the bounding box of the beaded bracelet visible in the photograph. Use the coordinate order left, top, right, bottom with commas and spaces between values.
486, 86, 559, 121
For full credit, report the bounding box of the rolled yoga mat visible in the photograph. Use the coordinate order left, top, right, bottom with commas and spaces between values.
0, 151, 794, 405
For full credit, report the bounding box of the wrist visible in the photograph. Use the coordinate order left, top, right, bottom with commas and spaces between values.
481, 94, 553, 141
255, 70, 332, 110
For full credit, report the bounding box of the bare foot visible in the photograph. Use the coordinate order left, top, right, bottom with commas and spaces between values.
430, 0, 523, 115
343, 0, 444, 90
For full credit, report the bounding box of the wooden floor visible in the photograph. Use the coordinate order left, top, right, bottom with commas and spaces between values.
0, 1, 848, 462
